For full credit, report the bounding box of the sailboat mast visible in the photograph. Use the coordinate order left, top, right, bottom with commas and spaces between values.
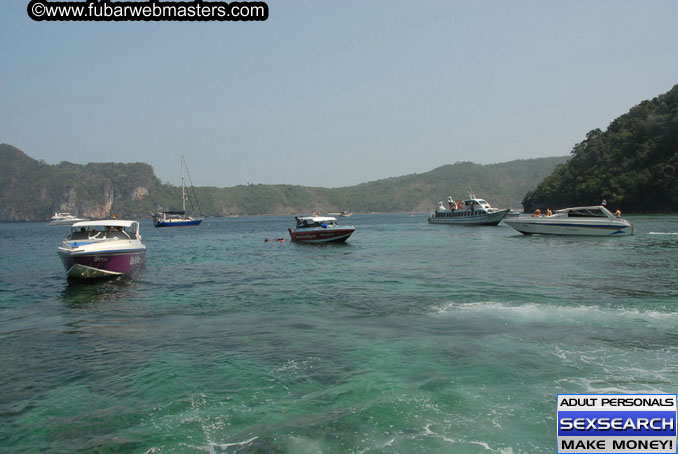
181, 156, 186, 213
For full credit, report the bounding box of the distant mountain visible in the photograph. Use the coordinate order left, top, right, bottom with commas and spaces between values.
0, 144, 169, 221
0, 143, 567, 221
523, 84, 678, 213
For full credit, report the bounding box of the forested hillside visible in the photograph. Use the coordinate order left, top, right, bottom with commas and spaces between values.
523, 84, 678, 213
0, 143, 566, 221
0, 144, 173, 221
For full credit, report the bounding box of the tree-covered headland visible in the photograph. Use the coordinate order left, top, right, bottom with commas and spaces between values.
523, 84, 678, 213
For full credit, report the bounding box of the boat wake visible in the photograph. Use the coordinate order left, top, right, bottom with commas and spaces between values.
432, 301, 678, 323
175, 437, 259, 453
421, 424, 513, 453
649, 232, 678, 235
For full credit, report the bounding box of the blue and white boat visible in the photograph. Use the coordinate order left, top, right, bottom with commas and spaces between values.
504, 206, 633, 236
153, 156, 203, 228
152, 211, 202, 227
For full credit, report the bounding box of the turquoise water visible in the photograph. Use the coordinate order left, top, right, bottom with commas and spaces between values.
2, 214, 678, 453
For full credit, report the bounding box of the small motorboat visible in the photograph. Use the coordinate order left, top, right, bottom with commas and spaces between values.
288, 215, 355, 243
328, 211, 353, 217
428, 195, 510, 226
57, 220, 146, 279
48, 212, 88, 226
504, 206, 633, 236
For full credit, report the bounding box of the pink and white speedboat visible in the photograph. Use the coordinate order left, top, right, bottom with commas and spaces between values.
288, 216, 355, 243
57, 220, 146, 279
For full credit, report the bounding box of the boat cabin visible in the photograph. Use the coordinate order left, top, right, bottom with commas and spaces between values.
68, 220, 140, 240
556, 206, 613, 218
466, 199, 491, 210
154, 211, 188, 221
295, 216, 339, 228
436, 197, 490, 214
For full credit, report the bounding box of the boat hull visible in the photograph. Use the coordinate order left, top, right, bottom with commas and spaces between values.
58, 249, 146, 279
428, 209, 510, 226
504, 219, 633, 236
154, 218, 203, 227
288, 227, 355, 243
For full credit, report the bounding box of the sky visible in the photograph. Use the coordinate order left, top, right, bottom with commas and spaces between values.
1, 0, 677, 188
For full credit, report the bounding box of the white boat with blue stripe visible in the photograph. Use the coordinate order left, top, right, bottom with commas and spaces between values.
504, 206, 633, 236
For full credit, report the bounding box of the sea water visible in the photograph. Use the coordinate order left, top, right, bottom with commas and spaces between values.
1, 214, 678, 453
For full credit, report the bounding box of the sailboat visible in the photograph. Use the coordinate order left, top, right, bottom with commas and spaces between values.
153, 156, 203, 227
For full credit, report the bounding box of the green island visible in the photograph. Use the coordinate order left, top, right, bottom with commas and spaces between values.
0, 143, 565, 222
523, 83, 678, 213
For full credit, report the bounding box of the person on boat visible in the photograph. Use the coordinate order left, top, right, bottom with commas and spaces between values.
470, 201, 475, 213
531, 209, 541, 217
546, 209, 553, 216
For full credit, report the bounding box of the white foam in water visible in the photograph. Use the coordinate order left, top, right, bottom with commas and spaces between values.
649, 232, 678, 235
555, 377, 671, 395
356, 438, 395, 454
214, 437, 259, 448
432, 300, 678, 324
180, 437, 259, 453
423, 423, 457, 445
422, 424, 511, 453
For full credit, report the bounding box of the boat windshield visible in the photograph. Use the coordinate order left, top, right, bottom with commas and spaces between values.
297, 219, 337, 228
68, 225, 137, 240
566, 207, 607, 218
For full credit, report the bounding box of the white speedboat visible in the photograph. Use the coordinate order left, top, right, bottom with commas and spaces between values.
428, 195, 510, 226
48, 212, 88, 226
327, 211, 352, 217
288, 216, 355, 243
57, 220, 146, 278
504, 206, 633, 236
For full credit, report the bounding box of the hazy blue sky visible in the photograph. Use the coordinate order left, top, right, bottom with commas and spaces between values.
2, 0, 677, 187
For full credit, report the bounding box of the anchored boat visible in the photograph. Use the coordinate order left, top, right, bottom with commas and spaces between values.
504, 206, 633, 236
428, 195, 510, 226
57, 220, 146, 279
48, 212, 88, 226
153, 156, 203, 227
288, 215, 355, 243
